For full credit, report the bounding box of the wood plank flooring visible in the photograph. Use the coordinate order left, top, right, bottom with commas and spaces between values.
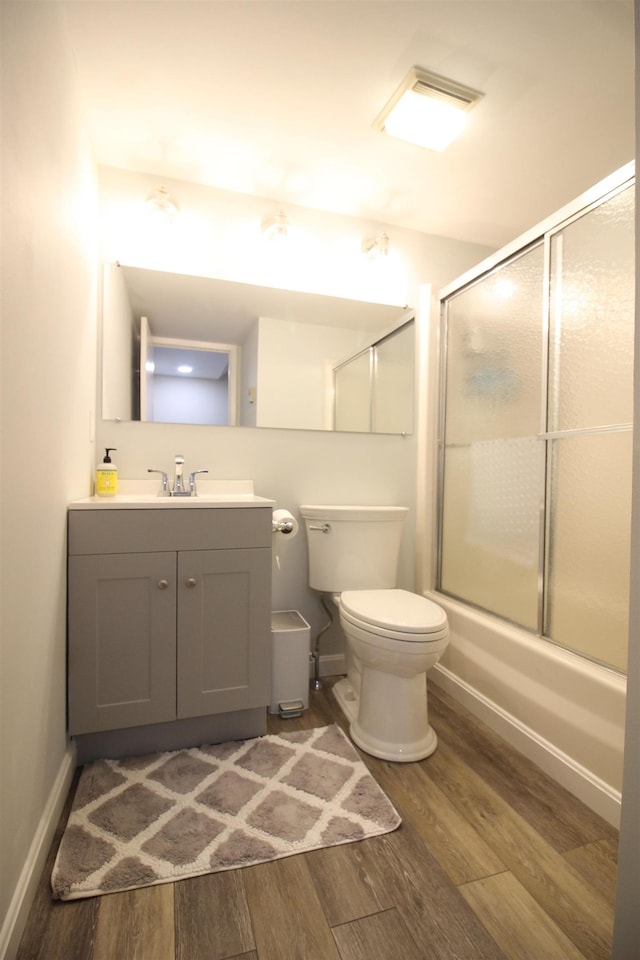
16, 678, 619, 960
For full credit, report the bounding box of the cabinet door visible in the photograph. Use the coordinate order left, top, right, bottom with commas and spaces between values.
68, 552, 176, 734
177, 548, 271, 718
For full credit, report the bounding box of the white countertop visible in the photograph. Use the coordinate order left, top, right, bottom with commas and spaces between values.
69, 478, 275, 509
69, 494, 275, 509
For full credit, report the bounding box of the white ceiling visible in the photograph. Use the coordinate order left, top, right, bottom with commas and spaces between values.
64, 1, 635, 250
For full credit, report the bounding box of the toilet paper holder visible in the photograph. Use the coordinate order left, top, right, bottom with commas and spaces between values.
272, 516, 294, 534
271, 509, 298, 536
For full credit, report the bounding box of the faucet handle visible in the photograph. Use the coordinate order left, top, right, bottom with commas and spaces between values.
189, 469, 208, 496
147, 468, 169, 496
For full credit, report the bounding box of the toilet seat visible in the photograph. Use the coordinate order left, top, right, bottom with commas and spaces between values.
340, 588, 448, 643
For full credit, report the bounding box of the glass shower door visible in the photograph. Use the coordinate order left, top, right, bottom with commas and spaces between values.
544, 183, 634, 671
439, 243, 546, 629
438, 175, 634, 672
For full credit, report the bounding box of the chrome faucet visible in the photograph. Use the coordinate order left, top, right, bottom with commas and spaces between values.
189, 469, 208, 495
147, 468, 169, 496
148, 458, 208, 496
172, 455, 187, 496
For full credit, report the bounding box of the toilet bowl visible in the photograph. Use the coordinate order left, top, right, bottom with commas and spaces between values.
340, 589, 448, 761
299, 504, 449, 762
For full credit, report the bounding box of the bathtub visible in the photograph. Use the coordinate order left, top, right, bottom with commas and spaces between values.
425, 593, 626, 827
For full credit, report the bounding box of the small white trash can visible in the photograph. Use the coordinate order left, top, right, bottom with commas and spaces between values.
269, 610, 311, 716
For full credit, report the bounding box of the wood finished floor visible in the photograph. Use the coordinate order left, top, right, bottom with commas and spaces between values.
17, 679, 619, 960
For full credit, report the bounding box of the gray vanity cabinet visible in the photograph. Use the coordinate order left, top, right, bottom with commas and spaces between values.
68, 550, 177, 733
177, 547, 271, 718
67, 506, 272, 737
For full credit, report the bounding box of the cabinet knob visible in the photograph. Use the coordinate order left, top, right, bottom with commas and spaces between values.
186, 578, 197, 588
157, 579, 169, 590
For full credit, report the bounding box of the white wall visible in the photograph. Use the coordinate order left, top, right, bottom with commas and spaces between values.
95, 167, 493, 655
611, 6, 640, 952
97, 164, 494, 310
0, 3, 98, 957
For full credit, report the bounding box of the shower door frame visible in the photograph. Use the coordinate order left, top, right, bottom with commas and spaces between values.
432, 163, 635, 658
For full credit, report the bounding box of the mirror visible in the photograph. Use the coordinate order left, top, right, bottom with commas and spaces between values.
101, 263, 414, 433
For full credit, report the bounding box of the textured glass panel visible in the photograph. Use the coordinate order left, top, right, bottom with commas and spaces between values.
334, 350, 371, 432
440, 437, 542, 629
548, 184, 634, 432
545, 431, 631, 671
372, 322, 414, 434
444, 242, 545, 445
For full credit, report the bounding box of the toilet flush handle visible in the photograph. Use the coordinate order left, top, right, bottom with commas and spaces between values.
308, 523, 331, 533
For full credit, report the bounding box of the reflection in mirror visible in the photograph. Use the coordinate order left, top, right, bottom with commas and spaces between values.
101, 263, 413, 433
334, 320, 414, 434
139, 320, 238, 426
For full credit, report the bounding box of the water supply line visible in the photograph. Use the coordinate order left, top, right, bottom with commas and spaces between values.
310, 593, 334, 691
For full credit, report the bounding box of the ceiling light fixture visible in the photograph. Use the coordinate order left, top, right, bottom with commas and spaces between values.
145, 185, 179, 222
362, 232, 390, 260
374, 67, 483, 152
261, 209, 289, 241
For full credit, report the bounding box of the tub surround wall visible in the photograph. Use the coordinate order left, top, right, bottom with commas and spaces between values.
430, 598, 626, 826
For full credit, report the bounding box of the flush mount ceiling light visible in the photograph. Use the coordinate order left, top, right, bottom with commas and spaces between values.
374, 67, 483, 152
362, 232, 390, 260
261, 209, 289, 241
145, 185, 179, 222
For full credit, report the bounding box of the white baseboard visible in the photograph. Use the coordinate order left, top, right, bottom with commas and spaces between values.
310, 652, 346, 679
431, 664, 621, 829
0, 745, 76, 960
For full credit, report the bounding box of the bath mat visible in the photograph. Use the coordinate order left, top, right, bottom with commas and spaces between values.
51, 724, 401, 900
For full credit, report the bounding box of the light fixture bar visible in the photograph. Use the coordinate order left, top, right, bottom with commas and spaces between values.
374, 67, 483, 152
362, 232, 390, 260
145, 185, 180, 222
261, 209, 289, 241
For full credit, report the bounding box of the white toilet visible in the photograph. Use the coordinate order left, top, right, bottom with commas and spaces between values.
299, 504, 449, 762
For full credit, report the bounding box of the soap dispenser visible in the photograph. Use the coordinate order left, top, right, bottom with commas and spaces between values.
96, 448, 118, 497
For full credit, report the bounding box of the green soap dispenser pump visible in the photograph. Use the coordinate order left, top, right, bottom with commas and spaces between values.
96, 448, 118, 497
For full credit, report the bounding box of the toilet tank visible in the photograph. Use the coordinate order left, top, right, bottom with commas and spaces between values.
299, 504, 409, 593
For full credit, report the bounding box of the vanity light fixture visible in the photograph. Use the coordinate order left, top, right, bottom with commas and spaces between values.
145, 185, 180, 223
261, 209, 289, 241
362, 232, 390, 261
374, 67, 483, 152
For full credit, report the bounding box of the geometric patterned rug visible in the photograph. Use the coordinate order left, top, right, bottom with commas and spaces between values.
51, 725, 401, 900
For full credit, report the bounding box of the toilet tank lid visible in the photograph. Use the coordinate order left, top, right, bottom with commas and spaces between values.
340, 589, 448, 633
299, 504, 409, 522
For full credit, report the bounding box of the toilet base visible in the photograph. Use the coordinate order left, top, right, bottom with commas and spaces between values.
350, 716, 438, 762
350, 667, 438, 762
332, 676, 359, 723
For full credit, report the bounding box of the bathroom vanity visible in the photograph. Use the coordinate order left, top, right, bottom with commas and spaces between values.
67, 491, 274, 762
